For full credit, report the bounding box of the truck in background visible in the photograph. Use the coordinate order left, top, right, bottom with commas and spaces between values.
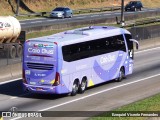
0, 16, 25, 59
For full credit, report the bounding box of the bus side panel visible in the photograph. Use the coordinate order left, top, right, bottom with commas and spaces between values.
56, 47, 71, 94
62, 51, 128, 90
92, 51, 123, 82
123, 33, 134, 75
62, 59, 92, 92
92, 61, 109, 85
109, 51, 128, 80
57, 74, 70, 94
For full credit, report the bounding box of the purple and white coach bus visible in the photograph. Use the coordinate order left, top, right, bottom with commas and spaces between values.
22, 26, 139, 96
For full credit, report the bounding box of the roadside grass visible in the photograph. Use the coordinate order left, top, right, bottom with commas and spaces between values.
26, 29, 66, 39
90, 93, 160, 120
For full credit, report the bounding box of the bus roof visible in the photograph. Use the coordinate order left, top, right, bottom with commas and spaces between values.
28, 26, 131, 46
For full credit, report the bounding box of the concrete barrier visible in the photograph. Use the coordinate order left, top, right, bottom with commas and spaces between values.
0, 65, 12, 81
0, 63, 21, 82
10, 63, 22, 79
137, 37, 160, 51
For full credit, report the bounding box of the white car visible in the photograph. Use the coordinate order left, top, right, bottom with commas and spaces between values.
50, 7, 73, 19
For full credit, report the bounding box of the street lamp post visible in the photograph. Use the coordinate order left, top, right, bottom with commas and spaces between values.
121, 0, 125, 26
16, 0, 20, 16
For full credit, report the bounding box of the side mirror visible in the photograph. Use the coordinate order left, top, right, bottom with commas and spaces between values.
136, 43, 139, 50
129, 39, 139, 50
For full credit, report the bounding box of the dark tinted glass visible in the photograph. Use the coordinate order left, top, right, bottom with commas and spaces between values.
125, 34, 133, 50
65, 8, 70, 10
62, 34, 126, 62
125, 34, 134, 59
54, 7, 64, 11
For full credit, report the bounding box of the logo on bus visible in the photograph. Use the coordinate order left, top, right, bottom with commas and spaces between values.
100, 55, 116, 64
33, 44, 54, 48
28, 48, 54, 54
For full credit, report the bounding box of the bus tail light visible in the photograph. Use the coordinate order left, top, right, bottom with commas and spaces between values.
53, 72, 60, 86
22, 69, 27, 84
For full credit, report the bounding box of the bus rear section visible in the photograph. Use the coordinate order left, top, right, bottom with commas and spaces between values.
22, 40, 67, 94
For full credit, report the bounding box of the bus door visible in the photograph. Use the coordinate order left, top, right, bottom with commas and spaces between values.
23, 41, 58, 87
125, 34, 139, 74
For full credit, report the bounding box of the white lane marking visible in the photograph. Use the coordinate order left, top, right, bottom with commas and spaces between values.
47, 19, 56, 22
102, 13, 112, 15
76, 16, 85, 19
148, 10, 156, 12
30, 21, 42, 23
0, 78, 21, 85
113, 13, 120, 15
0, 46, 160, 86
10, 73, 160, 120
91, 15, 100, 17
20, 23, 26, 25
39, 73, 160, 111
140, 11, 146, 13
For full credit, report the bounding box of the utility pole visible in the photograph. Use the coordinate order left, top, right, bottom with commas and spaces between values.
16, 0, 20, 16
121, 0, 125, 26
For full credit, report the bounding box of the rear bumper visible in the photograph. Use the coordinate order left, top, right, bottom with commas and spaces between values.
23, 83, 69, 94
125, 7, 135, 11
50, 14, 63, 18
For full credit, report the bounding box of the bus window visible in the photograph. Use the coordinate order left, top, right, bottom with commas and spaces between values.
125, 34, 134, 59
63, 34, 126, 62
62, 41, 91, 62
111, 35, 126, 52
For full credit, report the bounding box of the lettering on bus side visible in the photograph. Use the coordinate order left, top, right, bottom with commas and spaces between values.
28, 48, 54, 54
100, 55, 116, 64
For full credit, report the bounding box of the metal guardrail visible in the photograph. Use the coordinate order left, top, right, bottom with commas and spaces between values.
124, 17, 160, 27
73, 6, 121, 14
16, 6, 121, 17
16, 12, 46, 17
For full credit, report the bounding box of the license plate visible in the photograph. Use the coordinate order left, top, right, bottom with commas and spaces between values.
36, 88, 43, 91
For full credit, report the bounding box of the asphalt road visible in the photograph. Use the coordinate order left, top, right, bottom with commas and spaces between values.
20, 8, 159, 29
0, 47, 160, 120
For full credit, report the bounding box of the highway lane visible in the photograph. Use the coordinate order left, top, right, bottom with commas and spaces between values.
20, 8, 159, 29
0, 47, 160, 120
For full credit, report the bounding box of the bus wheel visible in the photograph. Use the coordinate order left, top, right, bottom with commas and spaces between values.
78, 78, 87, 94
116, 68, 125, 82
71, 80, 79, 96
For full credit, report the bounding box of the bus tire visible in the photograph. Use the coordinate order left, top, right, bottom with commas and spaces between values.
116, 67, 125, 82
78, 78, 87, 94
71, 80, 79, 96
